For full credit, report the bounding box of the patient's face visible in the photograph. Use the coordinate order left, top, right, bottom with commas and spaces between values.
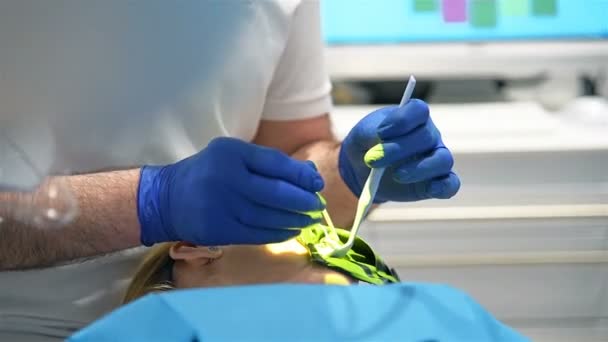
169, 240, 354, 288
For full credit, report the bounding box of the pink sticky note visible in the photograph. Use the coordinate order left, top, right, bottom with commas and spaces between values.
443, 0, 467, 22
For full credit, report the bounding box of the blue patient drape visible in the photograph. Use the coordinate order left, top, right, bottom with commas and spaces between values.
69, 283, 529, 341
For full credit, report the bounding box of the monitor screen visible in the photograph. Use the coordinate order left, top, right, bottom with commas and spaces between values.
322, 0, 608, 44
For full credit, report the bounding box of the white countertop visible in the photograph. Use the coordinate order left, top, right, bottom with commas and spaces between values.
331, 100, 608, 154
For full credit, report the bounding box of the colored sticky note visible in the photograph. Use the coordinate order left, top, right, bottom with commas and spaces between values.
443, 0, 467, 22
502, 0, 528, 16
470, 0, 497, 28
532, 0, 557, 16
414, 0, 438, 12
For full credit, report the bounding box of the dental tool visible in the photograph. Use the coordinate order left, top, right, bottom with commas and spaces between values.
317, 75, 417, 257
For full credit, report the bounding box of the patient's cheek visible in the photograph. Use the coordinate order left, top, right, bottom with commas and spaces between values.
171, 262, 214, 289
323, 273, 351, 285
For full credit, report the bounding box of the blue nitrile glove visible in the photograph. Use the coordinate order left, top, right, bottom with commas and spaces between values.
137, 137, 325, 246
339, 99, 460, 203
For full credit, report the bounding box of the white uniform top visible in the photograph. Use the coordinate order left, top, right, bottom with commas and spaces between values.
0, 1, 332, 340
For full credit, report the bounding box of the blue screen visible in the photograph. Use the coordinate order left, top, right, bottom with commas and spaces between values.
321, 0, 608, 44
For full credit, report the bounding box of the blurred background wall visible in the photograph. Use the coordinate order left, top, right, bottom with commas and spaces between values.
320, 1, 608, 340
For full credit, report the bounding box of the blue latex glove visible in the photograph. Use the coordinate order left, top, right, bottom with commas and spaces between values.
137, 137, 325, 246
339, 99, 460, 203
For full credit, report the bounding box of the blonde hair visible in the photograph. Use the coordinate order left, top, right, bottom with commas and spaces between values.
122, 242, 176, 304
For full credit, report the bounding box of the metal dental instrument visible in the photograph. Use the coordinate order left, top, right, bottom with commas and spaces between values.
318, 75, 417, 258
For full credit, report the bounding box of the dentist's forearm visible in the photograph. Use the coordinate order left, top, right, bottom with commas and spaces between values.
0, 170, 141, 270
291, 140, 359, 229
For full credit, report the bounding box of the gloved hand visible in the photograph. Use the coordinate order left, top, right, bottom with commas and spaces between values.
339, 99, 460, 203
137, 137, 325, 246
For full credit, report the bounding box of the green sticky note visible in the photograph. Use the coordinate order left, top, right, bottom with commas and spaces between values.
502, 0, 528, 16
532, 0, 557, 16
470, 0, 497, 28
414, 0, 438, 12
